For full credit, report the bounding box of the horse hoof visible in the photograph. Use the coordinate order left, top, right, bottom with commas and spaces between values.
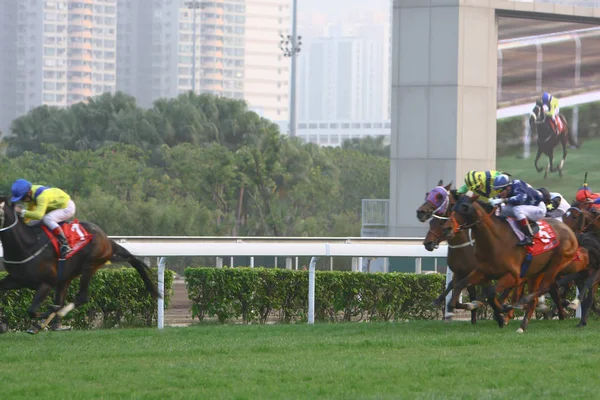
568, 299, 580, 311
536, 304, 550, 313
0, 322, 8, 334
51, 324, 72, 332
516, 328, 524, 334
465, 300, 484, 310
444, 312, 454, 322
26, 325, 40, 335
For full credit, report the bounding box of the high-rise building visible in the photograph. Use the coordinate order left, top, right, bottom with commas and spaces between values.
0, 1, 18, 134
302, 36, 384, 121
0, 0, 118, 132
116, 0, 290, 121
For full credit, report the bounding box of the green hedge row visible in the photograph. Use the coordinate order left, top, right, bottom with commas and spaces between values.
185, 267, 446, 324
497, 100, 600, 156
0, 268, 173, 331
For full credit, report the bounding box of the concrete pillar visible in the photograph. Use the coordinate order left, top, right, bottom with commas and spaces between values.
389, 0, 497, 237
216, 257, 223, 268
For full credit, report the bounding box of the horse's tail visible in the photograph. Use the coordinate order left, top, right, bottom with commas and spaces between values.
562, 116, 579, 148
110, 240, 161, 300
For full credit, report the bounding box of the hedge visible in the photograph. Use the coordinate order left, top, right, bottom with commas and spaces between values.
497, 100, 600, 156
185, 267, 446, 324
0, 268, 173, 331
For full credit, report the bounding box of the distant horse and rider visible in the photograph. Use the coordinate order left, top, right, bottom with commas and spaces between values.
529, 92, 578, 179
0, 179, 159, 335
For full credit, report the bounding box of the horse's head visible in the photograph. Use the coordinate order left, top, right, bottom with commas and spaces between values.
563, 207, 587, 233
529, 100, 544, 127
423, 215, 447, 251
442, 195, 487, 239
416, 180, 453, 222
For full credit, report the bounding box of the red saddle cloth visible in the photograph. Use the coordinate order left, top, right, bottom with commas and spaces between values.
526, 220, 560, 256
42, 219, 93, 259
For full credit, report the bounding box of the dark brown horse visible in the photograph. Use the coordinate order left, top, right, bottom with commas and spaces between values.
417, 181, 480, 324
561, 206, 600, 327
529, 100, 577, 179
442, 196, 578, 332
0, 197, 160, 334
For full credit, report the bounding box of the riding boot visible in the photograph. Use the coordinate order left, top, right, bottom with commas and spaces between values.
52, 226, 72, 258
517, 219, 534, 247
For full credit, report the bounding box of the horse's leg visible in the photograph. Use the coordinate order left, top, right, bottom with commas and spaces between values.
26, 283, 54, 334
445, 270, 486, 320
49, 280, 73, 331
0, 275, 25, 334
547, 283, 567, 320
467, 285, 477, 324
432, 279, 453, 308
487, 274, 519, 328
557, 133, 567, 176
577, 281, 598, 328
517, 274, 544, 333
534, 147, 544, 173
56, 264, 102, 320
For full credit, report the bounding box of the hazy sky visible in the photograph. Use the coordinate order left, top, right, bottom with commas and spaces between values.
298, 0, 390, 26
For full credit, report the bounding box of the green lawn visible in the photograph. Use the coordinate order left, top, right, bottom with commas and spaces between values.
2, 320, 600, 399
497, 137, 600, 199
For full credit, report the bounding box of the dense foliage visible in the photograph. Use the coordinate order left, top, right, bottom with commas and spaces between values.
185, 267, 445, 323
0, 268, 173, 331
2, 92, 389, 239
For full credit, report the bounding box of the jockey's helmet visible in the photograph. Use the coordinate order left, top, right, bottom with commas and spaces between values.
542, 92, 551, 104
493, 174, 512, 190
11, 179, 32, 202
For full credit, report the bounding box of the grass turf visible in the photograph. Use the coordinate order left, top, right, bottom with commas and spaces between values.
1, 320, 599, 399
496, 137, 600, 199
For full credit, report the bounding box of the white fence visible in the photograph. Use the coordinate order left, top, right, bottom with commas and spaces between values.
106, 236, 448, 329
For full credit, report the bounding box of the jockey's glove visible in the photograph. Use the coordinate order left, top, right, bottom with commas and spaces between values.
16, 209, 25, 218
489, 198, 505, 206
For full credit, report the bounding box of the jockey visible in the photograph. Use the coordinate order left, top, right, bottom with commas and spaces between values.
574, 183, 600, 212
10, 179, 74, 258
538, 187, 570, 220
489, 174, 546, 246
457, 170, 504, 202
541, 92, 561, 133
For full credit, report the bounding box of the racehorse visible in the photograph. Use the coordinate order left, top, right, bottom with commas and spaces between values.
529, 100, 577, 179
417, 181, 480, 324
442, 196, 578, 332
561, 206, 600, 327
0, 197, 160, 334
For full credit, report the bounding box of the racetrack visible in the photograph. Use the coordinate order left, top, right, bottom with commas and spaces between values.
1, 321, 598, 399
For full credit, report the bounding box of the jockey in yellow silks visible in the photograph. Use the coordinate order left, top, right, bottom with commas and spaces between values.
11, 179, 75, 258
541, 92, 562, 133
457, 170, 504, 202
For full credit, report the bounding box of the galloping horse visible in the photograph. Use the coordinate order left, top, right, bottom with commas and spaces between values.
442, 196, 578, 332
562, 206, 600, 327
0, 197, 160, 334
529, 100, 576, 179
417, 181, 480, 324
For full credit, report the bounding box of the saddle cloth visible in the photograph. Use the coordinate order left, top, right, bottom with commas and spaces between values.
507, 218, 560, 256
42, 219, 93, 259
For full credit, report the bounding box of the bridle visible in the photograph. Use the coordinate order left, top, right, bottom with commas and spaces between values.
448, 202, 497, 234
0, 202, 19, 233
0, 201, 51, 265
565, 206, 600, 232
424, 194, 474, 249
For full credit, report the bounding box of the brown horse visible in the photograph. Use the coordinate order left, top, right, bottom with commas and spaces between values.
418, 182, 479, 324
0, 197, 160, 334
561, 206, 600, 327
442, 196, 578, 332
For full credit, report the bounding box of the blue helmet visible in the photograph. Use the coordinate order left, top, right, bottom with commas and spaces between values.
11, 179, 32, 202
493, 174, 512, 190
542, 92, 551, 104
